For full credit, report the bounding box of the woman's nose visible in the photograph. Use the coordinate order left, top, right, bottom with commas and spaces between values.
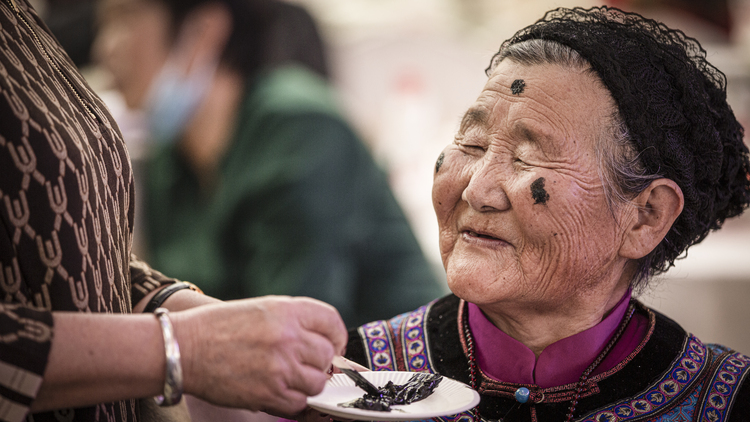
461, 161, 510, 212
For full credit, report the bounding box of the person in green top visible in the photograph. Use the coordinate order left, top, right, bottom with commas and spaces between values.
94, 0, 443, 326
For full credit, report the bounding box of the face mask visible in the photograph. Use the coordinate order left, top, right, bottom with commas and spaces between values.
143, 50, 219, 145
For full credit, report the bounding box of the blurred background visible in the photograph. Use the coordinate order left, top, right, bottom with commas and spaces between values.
36, 0, 750, 350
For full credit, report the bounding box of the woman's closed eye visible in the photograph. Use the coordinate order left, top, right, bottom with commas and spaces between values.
455, 138, 486, 155
513, 157, 530, 169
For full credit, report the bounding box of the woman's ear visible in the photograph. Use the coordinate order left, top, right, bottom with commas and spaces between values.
619, 178, 684, 260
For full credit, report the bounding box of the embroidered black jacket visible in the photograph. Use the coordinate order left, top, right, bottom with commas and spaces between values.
346, 294, 750, 421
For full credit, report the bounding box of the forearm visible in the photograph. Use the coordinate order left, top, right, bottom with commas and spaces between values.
28, 296, 347, 416
32, 284, 218, 410
30, 292, 217, 413
31, 312, 165, 412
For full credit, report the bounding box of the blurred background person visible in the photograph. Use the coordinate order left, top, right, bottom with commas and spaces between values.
91, 0, 444, 328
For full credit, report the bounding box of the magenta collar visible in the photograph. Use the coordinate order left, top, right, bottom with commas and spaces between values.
468, 291, 647, 388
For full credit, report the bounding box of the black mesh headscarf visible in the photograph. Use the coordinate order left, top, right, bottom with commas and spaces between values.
490, 6, 750, 286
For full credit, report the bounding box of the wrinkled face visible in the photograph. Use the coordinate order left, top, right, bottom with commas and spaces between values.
93, 0, 172, 108
433, 59, 632, 311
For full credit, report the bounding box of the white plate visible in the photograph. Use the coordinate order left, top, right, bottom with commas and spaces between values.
306, 371, 480, 421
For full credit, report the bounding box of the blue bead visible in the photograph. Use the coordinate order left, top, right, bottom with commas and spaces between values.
514, 387, 530, 403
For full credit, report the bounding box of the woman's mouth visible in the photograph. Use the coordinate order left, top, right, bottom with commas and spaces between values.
460, 229, 509, 249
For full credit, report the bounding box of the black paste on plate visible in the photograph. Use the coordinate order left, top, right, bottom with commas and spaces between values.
338, 373, 443, 412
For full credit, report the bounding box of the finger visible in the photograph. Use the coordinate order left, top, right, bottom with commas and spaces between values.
296, 299, 348, 352
286, 361, 330, 397
297, 331, 336, 371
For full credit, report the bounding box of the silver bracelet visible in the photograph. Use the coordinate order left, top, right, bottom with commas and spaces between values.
154, 308, 183, 406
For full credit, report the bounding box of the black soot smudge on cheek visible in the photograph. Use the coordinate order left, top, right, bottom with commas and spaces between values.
531, 177, 550, 205
511, 79, 526, 95
435, 152, 445, 174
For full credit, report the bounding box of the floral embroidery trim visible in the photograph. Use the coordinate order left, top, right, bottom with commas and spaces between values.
650, 386, 702, 422
695, 347, 750, 422
358, 319, 397, 371
359, 301, 436, 372
580, 335, 711, 421
399, 302, 434, 373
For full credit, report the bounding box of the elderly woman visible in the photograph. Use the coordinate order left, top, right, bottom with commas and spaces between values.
343, 7, 750, 421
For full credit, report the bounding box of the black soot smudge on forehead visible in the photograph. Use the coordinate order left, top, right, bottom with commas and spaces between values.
435, 152, 445, 174
531, 177, 550, 205
511, 79, 526, 95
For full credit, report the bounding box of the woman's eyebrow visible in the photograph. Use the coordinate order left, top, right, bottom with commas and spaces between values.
458, 108, 488, 133
515, 123, 543, 144
512, 121, 563, 156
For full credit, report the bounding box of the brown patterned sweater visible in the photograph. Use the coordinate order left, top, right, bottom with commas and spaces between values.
0, 0, 176, 420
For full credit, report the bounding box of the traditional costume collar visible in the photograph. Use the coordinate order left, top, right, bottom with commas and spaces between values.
468, 290, 646, 388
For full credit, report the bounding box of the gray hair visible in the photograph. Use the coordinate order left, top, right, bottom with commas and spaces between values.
493, 39, 662, 290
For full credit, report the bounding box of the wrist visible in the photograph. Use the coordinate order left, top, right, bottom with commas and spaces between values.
154, 308, 183, 406
166, 307, 198, 398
